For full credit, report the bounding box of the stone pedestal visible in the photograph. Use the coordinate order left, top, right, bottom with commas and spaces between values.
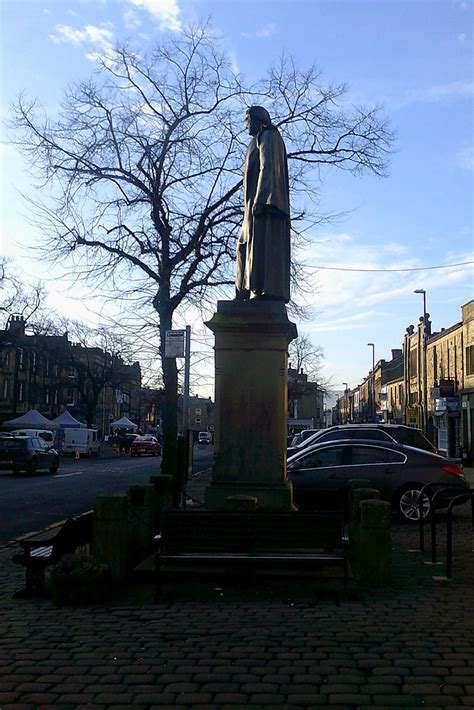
204, 299, 297, 511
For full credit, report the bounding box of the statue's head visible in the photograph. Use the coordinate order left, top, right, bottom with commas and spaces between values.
246, 106, 272, 136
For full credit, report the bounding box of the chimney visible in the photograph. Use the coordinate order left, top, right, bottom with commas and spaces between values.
7, 315, 26, 336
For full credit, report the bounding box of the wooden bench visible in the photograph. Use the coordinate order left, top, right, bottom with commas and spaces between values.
155, 510, 349, 599
12, 511, 94, 598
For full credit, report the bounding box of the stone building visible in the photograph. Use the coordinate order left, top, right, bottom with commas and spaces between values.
0, 315, 142, 435
460, 301, 474, 464
287, 366, 325, 433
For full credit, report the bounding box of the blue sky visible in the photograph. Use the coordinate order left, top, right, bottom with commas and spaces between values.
1, 0, 473, 401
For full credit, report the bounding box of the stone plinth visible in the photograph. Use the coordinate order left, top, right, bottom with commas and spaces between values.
204, 299, 297, 511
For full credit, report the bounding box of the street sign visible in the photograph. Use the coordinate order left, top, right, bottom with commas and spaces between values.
165, 330, 185, 358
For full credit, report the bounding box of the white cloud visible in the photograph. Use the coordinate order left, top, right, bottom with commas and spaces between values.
128, 0, 181, 32
457, 32, 468, 42
49, 24, 113, 49
256, 24, 277, 38
242, 23, 277, 39
124, 9, 141, 29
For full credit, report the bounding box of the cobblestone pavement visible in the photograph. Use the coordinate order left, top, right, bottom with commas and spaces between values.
0, 470, 473, 709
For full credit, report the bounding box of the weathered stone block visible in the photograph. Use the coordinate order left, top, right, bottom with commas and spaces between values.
225, 495, 258, 512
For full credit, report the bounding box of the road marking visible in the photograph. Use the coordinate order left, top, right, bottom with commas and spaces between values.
55, 471, 85, 478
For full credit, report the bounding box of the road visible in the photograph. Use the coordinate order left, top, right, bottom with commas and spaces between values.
0, 445, 213, 545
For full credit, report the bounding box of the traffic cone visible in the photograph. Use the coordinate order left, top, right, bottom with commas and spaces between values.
75, 451, 80, 460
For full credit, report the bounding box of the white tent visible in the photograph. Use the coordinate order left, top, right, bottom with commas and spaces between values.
3, 409, 58, 430
110, 416, 138, 430
50, 410, 86, 428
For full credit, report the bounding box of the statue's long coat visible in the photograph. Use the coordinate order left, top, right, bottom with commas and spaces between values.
236, 125, 291, 302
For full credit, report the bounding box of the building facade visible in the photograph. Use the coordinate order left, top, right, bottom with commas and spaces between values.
334, 300, 473, 460
0, 315, 141, 435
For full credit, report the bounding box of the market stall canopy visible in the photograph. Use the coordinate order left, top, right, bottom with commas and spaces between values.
50, 410, 86, 428
3, 409, 58, 430
110, 416, 138, 430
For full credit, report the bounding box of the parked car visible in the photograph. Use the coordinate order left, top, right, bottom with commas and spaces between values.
287, 439, 469, 522
197, 431, 212, 445
287, 424, 437, 458
289, 429, 319, 447
0, 436, 60, 475
130, 435, 162, 457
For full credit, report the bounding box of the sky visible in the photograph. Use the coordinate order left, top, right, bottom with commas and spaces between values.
0, 0, 473, 404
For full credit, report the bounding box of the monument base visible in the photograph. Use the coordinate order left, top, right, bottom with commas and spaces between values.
205, 480, 295, 512
204, 299, 297, 512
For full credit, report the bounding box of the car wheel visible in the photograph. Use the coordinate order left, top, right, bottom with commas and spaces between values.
396, 486, 430, 522
28, 459, 38, 475
49, 458, 59, 474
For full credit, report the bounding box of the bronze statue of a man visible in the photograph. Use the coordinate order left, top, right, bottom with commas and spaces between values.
235, 106, 291, 303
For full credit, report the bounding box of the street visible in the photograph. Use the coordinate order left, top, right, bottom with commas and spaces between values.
0, 444, 213, 545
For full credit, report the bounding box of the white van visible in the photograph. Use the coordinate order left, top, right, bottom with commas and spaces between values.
197, 431, 212, 444
10, 429, 55, 445
62, 428, 100, 457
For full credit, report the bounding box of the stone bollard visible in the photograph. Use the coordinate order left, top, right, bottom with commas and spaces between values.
357, 499, 392, 588
127, 484, 156, 567
225, 495, 258, 512
347, 487, 381, 564
93, 493, 130, 581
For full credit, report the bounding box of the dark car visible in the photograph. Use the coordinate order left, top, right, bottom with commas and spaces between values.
0, 436, 60, 475
130, 435, 162, 457
287, 439, 469, 522
287, 424, 437, 459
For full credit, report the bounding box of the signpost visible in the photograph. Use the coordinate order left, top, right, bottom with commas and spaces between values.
165, 327, 192, 509
165, 330, 185, 358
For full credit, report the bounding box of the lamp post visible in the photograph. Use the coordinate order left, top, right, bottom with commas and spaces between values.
414, 289, 428, 433
342, 383, 348, 424
367, 343, 375, 421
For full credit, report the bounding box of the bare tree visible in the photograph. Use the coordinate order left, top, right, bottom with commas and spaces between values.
65, 322, 137, 428
10, 22, 393, 476
288, 333, 329, 409
0, 259, 45, 328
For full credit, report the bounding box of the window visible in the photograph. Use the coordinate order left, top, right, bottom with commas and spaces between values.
195, 408, 202, 415
299, 446, 345, 468
2, 379, 10, 399
68, 366, 77, 379
45, 357, 50, 376
351, 446, 405, 465
18, 382, 24, 402
45, 388, 50, 405
18, 349, 24, 370
409, 348, 417, 376
66, 388, 75, 406
466, 345, 474, 376
195, 417, 201, 425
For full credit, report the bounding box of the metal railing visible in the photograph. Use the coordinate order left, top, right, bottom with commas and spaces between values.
417, 483, 474, 579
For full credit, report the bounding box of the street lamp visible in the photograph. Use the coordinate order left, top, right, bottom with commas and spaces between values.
367, 343, 375, 421
414, 289, 428, 433
342, 383, 348, 424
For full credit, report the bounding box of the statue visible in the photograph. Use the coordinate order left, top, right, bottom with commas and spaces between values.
235, 106, 291, 303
